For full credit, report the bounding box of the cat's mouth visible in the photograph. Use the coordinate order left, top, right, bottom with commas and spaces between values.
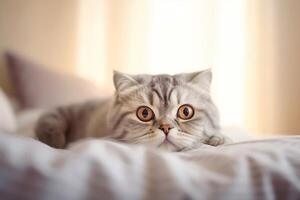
159, 137, 177, 148
158, 139, 186, 152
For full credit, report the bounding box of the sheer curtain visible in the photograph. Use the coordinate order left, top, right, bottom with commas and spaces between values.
245, 0, 300, 135
77, 0, 300, 135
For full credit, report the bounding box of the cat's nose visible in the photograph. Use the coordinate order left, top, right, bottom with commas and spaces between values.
159, 124, 174, 135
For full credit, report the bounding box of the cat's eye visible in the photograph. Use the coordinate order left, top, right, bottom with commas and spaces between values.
136, 106, 154, 122
177, 104, 194, 120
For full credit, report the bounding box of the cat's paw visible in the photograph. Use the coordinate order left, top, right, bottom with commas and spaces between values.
35, 114, 67, 149
206, 134, 232, 146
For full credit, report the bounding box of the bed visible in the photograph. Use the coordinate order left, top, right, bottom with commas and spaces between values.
1, 54, 300, 200
0, 131, 300, 200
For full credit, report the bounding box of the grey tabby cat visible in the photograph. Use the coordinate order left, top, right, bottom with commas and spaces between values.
35, 69, 231, 151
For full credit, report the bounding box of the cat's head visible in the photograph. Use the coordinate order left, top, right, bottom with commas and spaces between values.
107, 69, 220, 151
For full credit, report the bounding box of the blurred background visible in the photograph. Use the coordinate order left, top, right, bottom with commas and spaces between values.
0, 0, 300, 136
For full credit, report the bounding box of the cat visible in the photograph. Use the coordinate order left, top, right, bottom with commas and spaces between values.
35, 69, 232, 151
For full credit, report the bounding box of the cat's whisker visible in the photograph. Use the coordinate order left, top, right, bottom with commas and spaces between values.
129, 132, 151, 142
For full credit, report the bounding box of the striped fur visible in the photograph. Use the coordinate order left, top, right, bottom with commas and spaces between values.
35, 69, 231, 151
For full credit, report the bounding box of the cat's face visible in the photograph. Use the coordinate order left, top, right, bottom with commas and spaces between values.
108, 69, 220, 151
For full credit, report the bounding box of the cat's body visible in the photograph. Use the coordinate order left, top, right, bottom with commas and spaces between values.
36, 70, 232, 151
35, 99, 110, 149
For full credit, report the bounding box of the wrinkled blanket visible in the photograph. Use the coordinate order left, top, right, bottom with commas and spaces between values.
0, 132, 300, 200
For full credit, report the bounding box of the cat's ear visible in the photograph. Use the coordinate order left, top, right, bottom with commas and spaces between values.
175, 69, 212, 92
113, 70, 139, 92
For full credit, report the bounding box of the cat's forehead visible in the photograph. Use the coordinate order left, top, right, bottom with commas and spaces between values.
133, 75, 178, 104
135, 74, 178, 86
149, 75, 177, 90
122, 74, 207, 112
146, 75, 178, 105
136, 75, 198, 109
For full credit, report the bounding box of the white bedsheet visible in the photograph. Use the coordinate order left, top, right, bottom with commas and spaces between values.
0, 131, 300, 200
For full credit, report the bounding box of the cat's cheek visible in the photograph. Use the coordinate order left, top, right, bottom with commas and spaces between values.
164, 129, 178, 139
155, 130, 166, 142
186, 126, 205, 136
137, 130, 165, 146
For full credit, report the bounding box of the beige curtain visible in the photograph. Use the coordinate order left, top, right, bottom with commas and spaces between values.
78, 0, 300, 135
78, 0, 247, 129
0, 0, 79, 95
1, 0, 299, 135
245, 0, 300, 135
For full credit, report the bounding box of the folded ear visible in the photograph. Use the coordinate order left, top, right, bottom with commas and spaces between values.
175, 69, 212, 92
113, 70, 139, 92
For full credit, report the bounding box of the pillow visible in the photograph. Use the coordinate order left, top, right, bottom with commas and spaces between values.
16, 108, 45, 138
0, 88, 16, 132
6, 53, 106, 109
